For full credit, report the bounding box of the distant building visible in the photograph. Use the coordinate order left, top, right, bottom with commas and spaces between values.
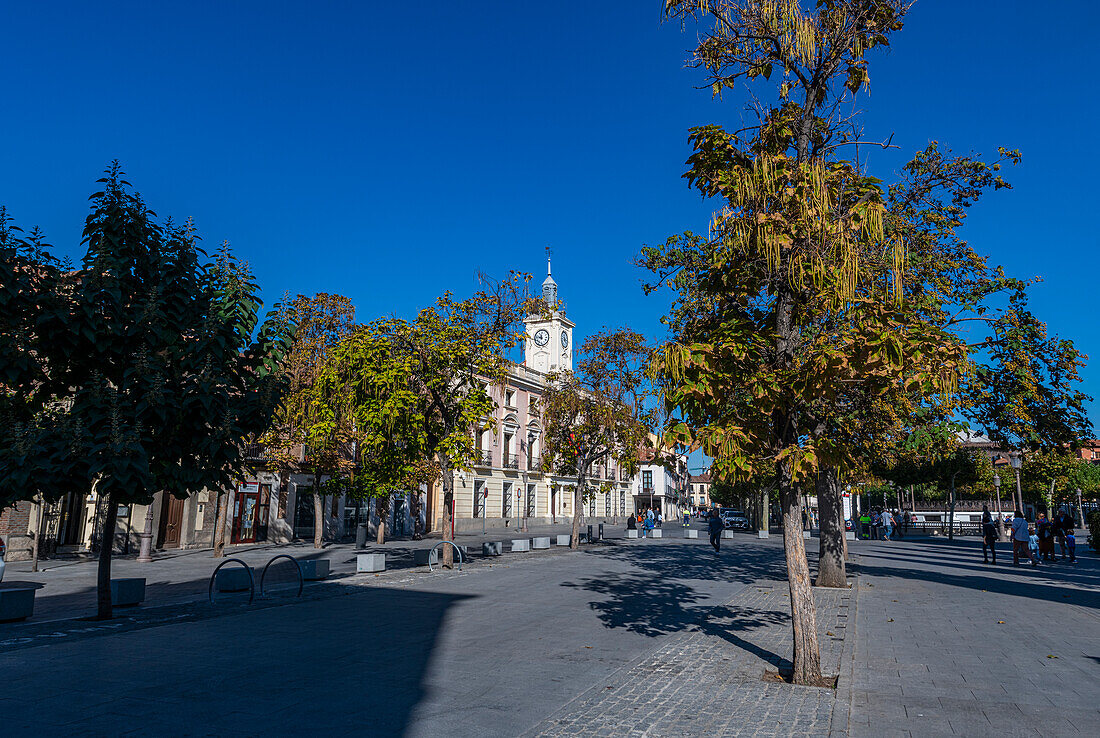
688, 473, 713, 511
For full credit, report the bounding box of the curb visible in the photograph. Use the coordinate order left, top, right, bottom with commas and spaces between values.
829, 553, 860, 737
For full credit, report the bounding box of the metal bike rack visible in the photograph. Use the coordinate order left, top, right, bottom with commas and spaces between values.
260, 554, 304, 599
427, 541, 466, 572
208, 557, 255, 605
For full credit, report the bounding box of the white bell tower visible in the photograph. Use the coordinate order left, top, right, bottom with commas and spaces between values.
524, 251, 574, 374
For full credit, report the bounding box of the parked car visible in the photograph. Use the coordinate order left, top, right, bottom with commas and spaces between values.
721, 510, 750, 530
0, 537, 6, 582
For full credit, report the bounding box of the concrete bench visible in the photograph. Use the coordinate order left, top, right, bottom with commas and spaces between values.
684, 529, 699, 539
650, 529, 662, 539
510, 539, 531, 552
299, 560, 330, 580
357, 553, 386, 573
0, 588, 35, 622
110, 578, 146, 607
555, 534, 571, 546
721, 529, 734, 539
531, 536, 551, 549
215, 567, 254, 593
626, 529, 638, 538
482, 541, 503, 556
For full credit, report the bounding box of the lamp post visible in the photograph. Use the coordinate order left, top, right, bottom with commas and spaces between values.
993, 473, 1007, 542
136, 498, 155, 563
1009, 451, 1024, 518
1077, 487, 1086, 529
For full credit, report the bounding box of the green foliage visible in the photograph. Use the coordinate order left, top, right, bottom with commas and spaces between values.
1088, 511, 1100, 553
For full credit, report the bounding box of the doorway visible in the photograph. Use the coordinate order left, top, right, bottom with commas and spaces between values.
231, 483, 269, 544
157, 493, 185, 549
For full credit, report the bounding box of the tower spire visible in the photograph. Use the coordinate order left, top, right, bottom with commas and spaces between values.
546, 244, 552, 277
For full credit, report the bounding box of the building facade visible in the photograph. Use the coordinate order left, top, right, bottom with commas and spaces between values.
688, 473, 713, 512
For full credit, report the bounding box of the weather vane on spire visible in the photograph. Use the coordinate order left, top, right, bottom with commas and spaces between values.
546, 244, 552, 276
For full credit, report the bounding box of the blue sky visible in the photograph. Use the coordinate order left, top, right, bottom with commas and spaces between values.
3, 1, 1099, 448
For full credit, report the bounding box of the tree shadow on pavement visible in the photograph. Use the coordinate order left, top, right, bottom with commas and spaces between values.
561, 574, 711, 637
700, 604, 792, 669
578, 538, 792, 586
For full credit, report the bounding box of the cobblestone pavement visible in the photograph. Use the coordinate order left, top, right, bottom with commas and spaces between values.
849, 537, 1100, 737
525, 579, 854, 737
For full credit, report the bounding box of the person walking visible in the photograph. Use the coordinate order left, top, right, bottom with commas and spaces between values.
882, 509, 895, 541
981, 506, 998, 564
656, 510, 664, 528
1054, 508, 1075, 559
1065, 528, 1078, 564
707, 509, 723, 553
1011, 510, 1029, 567
1036, 513, 1055, 562
1027, 525, 1040, 567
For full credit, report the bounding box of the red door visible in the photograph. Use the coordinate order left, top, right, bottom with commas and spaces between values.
231, 484, 260, 544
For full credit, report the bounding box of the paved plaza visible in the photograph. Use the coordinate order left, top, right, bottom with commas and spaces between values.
1, 526, 1097, 736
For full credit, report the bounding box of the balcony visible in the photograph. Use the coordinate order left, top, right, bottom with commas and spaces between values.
526, 455, 541, 472
475, 451, 492, 467
503, 453, 520, 469
620, 469, 631, 481
242, 443, 269, 461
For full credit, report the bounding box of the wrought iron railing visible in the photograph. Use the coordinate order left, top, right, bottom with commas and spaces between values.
503, 454, 519, 469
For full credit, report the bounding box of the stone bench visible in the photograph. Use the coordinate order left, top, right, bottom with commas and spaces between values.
482, 541, 503, 557
684, 529, 698, 539
721, 529, 734, 539
531, 536, 551, 549
110, 578, 146, 607
215, 566, 254, 593
299, 559, 330, 581
357, 553, 386, 573
414, 545, 467, 567
555, 534, 571, 546
626, 529, 639, 539
0, 588, 35, 622
510, 539, 531, 552
650, 529, 662, 539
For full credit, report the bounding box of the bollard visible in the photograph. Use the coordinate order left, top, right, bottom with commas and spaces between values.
356, 523, 368, 550
598, 523, 604, 540
587, 524, 593, 542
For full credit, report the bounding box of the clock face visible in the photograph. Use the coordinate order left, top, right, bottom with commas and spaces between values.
533, 329, 549, 347
560, 331, 569, 348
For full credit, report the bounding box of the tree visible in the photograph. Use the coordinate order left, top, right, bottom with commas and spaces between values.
24, 165, 292, 618
649, 0, 968, 685
541, 328, 655, 549
252, 293, 356, 554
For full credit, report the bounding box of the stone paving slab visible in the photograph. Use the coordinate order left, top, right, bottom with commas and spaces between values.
525, 582, 854, 737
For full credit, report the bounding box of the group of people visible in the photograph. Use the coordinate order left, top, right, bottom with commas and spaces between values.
626, 507, 664, 537
859, 508, 906, 540
984, 506, 1078, 567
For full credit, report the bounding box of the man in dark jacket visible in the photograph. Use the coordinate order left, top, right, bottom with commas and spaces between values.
708, 509, 724, 553
1054, 509, 1075, 559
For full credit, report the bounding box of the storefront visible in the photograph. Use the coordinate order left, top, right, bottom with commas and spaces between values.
231, 482, 270, 544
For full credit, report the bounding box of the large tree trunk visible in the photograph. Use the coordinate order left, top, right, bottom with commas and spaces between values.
95, 494, 119, 620
815, 468, 846, 588
779, 471, 822, 684
948, 475, 957, 540
30, 495, 44, 573
212, 489, 229, 558
411, 489, 423, 540
441, 462, 455, 568
570, 473, 586, 550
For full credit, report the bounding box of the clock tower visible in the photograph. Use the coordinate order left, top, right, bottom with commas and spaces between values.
524, 255, 574, 374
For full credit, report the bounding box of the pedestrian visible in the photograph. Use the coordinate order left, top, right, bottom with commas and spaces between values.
881, 509, 895, 541
1036, 513, 1055, 562
657, 510, 663, 528
870, 509, 882, 540
902, 510, 910, 537
1065, 529, 1078, 564
981, 506, 998, 564
859, 512, 872, 540
1027, 525, 1040, 567
1011, 510, 1029, 567
643, 512, 654, 538
707, 509, 723, 553
1054, 508, 1075, 559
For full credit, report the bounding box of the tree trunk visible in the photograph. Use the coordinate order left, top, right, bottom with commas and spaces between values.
311, 471, 324, 549
779, 472, 822, 684
570, 474, 586, 550
376, 494, 390, 545
411, 490, 423, 540
815, 468, 846, 588
95, 494, 119, 620
212, 489, 229, 558
441, 462, 455, 568
30, 495, 44, 573
948, 474, 957, 541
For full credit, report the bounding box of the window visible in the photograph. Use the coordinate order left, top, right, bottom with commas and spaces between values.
619, 491, 626, 516
502, 482, 513, 518
473, 480, 485, 518
526, 484, 537, 517
505, 389, 516, 408
642, 470, 653, 491
604, 492, 612, 517
588, 494, 596, 517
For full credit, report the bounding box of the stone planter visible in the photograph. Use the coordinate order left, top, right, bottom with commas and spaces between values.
650, 529, 662, 539
299, 560, 330, 581
357, 553, 386, 573
555, 535, 571, 546
110, 578, 146, 607
531, 537, 551, 549
802, 530, 812, 539
0, 588, 35, 622
510, 539, 531, 552
684, 529, 699, 539
482, 542, 503, 557
215, 567, 253, 593
721, 529, 734, 539
626, 529, 639, 539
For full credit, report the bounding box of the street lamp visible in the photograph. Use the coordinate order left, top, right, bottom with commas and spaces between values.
1009, 451, 1024, 517
992, 473, 1007, 541
1077, 487, 1086, 529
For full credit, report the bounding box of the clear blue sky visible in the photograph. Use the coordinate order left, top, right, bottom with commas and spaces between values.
3, 1, 1099, 440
